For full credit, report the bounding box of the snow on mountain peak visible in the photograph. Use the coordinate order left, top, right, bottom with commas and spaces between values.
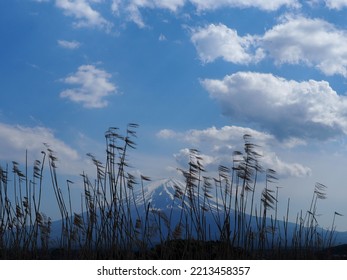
133, 178, 219, 212
134, 178, 186, 210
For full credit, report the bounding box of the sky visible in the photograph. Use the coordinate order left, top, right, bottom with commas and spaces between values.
2, 0, 347, 231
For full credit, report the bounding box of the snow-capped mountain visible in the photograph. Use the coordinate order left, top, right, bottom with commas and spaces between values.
46, 178, 347, 248
133, 178, 186, 210
130, 178, 223, 240
131, 178, 347, 245
133, 178, 218, 211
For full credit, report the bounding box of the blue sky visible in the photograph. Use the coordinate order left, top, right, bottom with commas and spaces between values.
2, 0, 347, 230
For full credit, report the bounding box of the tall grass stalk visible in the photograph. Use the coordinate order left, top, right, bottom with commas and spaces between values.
0, 125, 342, 259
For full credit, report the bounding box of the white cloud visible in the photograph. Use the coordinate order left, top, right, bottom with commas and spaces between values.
38, 0, 300, 31
201, 72, 347, 140
174, 148, 218, 169
0, 122, 82, 175
324, 0, 347, 9
191, 16, 347, 77
153, 0, 186, 11
126, 0, 186, 11
60, 65, 117, 108
261, 15, 347, 76
120, 0, 299, 14
261, 151, 311, 177
111, 0, 121, 15
191, 24, 264, 64
158, 125, 311, 177
156, 129, 178, 139
281, 137, 307, 148
110, 0, 186, 28
159, 34, 167, 41
57, 39, 81, 49
181, 126, 274, 146
55, 0, 112, 30
190, 0, 300, 11
124, 3, 147, 28
110, 0, 298, 28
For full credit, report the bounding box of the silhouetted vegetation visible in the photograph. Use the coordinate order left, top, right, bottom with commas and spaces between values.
0, 124, 344, 259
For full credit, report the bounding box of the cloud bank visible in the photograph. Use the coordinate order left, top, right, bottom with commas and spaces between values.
201, 72, 347, 140
157, 125, 311, 178
0, 122, 83, 175
191, 15, 347, 77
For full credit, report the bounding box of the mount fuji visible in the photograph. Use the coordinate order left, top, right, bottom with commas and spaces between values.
47, 178, 347, 248
134, 178, 187, 210
129, 178, 223, 241
135, 178, 347, 245
132, 178, 219, 211
47, 178, 225, 244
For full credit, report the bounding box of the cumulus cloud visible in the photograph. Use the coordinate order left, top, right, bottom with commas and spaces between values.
201, 72, 347, 140
55, 0, 112, 29
191, 16, 347, 77
60, 65, 117, 108
261, 15, 347, 76
191, 24, 264, 64
0, 122, 83, 175
158, 125, 311, 177
324, 0, 347, 9
57, 39, 81, 49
